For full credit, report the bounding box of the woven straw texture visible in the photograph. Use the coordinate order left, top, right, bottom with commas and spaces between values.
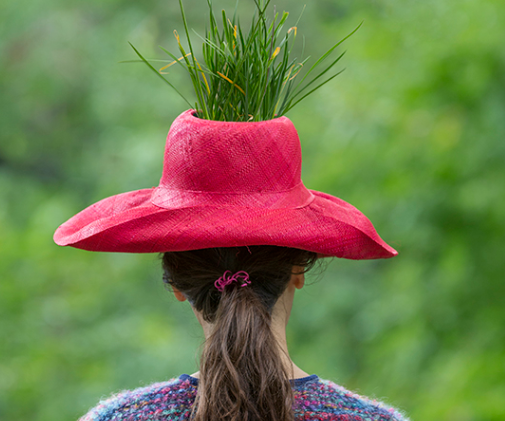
54, 110, 397, 259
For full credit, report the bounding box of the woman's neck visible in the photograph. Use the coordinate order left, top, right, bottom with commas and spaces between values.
191, 278, 309, 380
191, 294, 310, 380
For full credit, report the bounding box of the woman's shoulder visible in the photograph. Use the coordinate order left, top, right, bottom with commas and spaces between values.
78, 374, 408, 421
78, 375, 197, 421
293, 376, 409, 421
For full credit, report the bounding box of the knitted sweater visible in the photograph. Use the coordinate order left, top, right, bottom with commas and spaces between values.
80, 374, 408, 420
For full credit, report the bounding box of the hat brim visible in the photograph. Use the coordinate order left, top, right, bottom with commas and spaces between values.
54, 188, 397, 259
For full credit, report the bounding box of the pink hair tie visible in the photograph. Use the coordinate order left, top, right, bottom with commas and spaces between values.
214, 270, 251, 292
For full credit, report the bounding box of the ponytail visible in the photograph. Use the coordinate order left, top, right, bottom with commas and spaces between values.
195, 285, 292, 421
161, 246, 317, 421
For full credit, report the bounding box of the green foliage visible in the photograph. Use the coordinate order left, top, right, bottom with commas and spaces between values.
130, 0, 355, 121
1, 0, 505, 420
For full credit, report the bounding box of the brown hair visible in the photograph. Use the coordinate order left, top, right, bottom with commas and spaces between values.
161, 246, 317, 421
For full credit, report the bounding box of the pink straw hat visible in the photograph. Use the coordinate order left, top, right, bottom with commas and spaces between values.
54, 110, 397, 259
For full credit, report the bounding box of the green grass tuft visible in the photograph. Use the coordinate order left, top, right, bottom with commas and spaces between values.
130, 0, 361, 121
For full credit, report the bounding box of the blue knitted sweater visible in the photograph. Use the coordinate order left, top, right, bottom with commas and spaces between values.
80, 374, 408, 420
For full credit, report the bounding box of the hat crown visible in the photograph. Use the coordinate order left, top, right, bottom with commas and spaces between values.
159, 110, 302, 193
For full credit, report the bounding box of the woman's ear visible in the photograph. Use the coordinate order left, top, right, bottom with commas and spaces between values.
171, 285, 187, 302
291, 266, 305, 290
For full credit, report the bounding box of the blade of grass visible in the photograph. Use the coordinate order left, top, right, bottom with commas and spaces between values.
285, 69, 345, 113
128, 42, 193, 108
292, 22, 362, 94
291, 51, 346, 100
178, 0, 209, 118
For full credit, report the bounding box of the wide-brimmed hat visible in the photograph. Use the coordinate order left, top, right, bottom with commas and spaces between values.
54, 110, 397, 259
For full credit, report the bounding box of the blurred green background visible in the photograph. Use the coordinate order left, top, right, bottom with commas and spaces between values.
1, 0, 504, 420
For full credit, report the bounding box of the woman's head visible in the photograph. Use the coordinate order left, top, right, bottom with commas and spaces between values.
162, 246, 317, 322
161, 246, 317, 421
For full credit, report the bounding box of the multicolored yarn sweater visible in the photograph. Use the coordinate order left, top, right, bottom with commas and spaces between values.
79, 374, 408, 420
